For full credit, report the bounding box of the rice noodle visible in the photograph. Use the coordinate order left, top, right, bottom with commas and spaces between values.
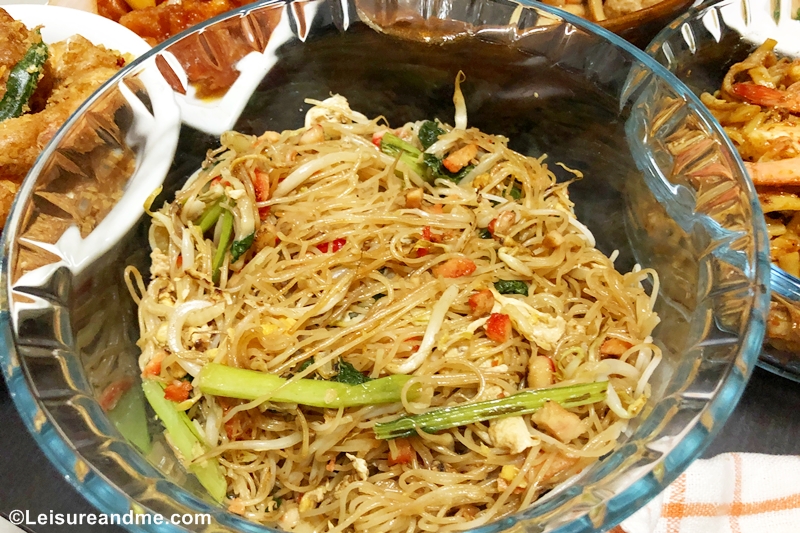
129, 94, 661, 532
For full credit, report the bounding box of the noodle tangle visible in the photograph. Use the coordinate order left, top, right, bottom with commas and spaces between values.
130, 93, 661, 533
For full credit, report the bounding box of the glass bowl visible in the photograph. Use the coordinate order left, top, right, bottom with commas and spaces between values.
646, 0, 800, 382
0, 0, 770, 531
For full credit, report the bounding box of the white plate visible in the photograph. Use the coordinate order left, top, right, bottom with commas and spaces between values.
2, 4, 149, 55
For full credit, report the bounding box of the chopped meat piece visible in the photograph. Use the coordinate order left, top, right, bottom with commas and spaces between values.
531, 401, 587, 443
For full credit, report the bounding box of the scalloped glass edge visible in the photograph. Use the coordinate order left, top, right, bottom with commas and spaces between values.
0, 0, 771, 532
645, 0, 800, 383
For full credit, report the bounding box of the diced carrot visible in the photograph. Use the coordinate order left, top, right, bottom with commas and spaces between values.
253, 168, 271, 219
485, 313, 512, 343
388, 438, 415, 466
433, 257, 477, 278
422, 226, 443, 243
142, 351, 165, 379
428, 204, 444, 214
99, 377, 133, 411
416, 247, 430, 258
225, 416, 239, 441
164, 381, 192, 402
468, 289, 494, 316
600, 338, 633, 357
372, 131, 386, 147
443, 144, 478, 173
318, 238, 347, 253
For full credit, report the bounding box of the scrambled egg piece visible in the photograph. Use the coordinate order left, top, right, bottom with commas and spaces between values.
491, 290, 566, 350
489, 416, 534, 454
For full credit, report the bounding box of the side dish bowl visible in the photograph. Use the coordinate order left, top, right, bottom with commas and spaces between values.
3, 3, 149, 53
0, 0, 770, 531
646, 0, 800, 381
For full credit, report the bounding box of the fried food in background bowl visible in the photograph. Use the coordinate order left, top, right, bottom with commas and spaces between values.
0, 4, 149, 228
647, 0, 800, 379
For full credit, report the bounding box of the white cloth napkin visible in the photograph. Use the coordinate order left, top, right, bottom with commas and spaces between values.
617, 453, 800, 533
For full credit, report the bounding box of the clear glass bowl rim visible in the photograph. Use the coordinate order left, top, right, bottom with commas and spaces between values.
0, 0, 771, 531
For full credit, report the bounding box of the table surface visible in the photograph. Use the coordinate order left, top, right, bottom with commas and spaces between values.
1, 366, 799, 532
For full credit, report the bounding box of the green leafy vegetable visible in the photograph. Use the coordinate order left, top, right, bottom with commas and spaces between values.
212, 209, 234, 284
298, 358, 315, 373
423, 154, 473, 184
508, 186, 522, 200
374, 381, 608, 440
231, 232, 255, 262
0, 35, 48, 122
373, 293, 386, 300
478, 228, 493, 239
494, 279, 529, 296
142, 380, 227, 501
197, 363, 418, 408
418, 120, 445, 149
334, 360, 373, 385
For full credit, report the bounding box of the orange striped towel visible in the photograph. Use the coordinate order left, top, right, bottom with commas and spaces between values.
614, 453, 800, 533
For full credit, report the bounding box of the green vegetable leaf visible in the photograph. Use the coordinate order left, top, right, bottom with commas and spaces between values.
494, 279, 529, 296
298, 358, 315, 373
478, 228, 493, 239
373, 293, 386, 300
231, 232, 255, 262
418, 120, 445, 149
508, 186, 522, 200
334, 360, 372, 385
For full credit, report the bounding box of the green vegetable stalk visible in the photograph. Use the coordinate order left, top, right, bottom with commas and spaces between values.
107, 384, 152, 453
373, 381, 607, 440
196, 199, 224, 233
142, 380, 227, 502
380, 133, 427, 178
0, 35, 48, 122
197, 363, 417, 408
211, 208, 234, 284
